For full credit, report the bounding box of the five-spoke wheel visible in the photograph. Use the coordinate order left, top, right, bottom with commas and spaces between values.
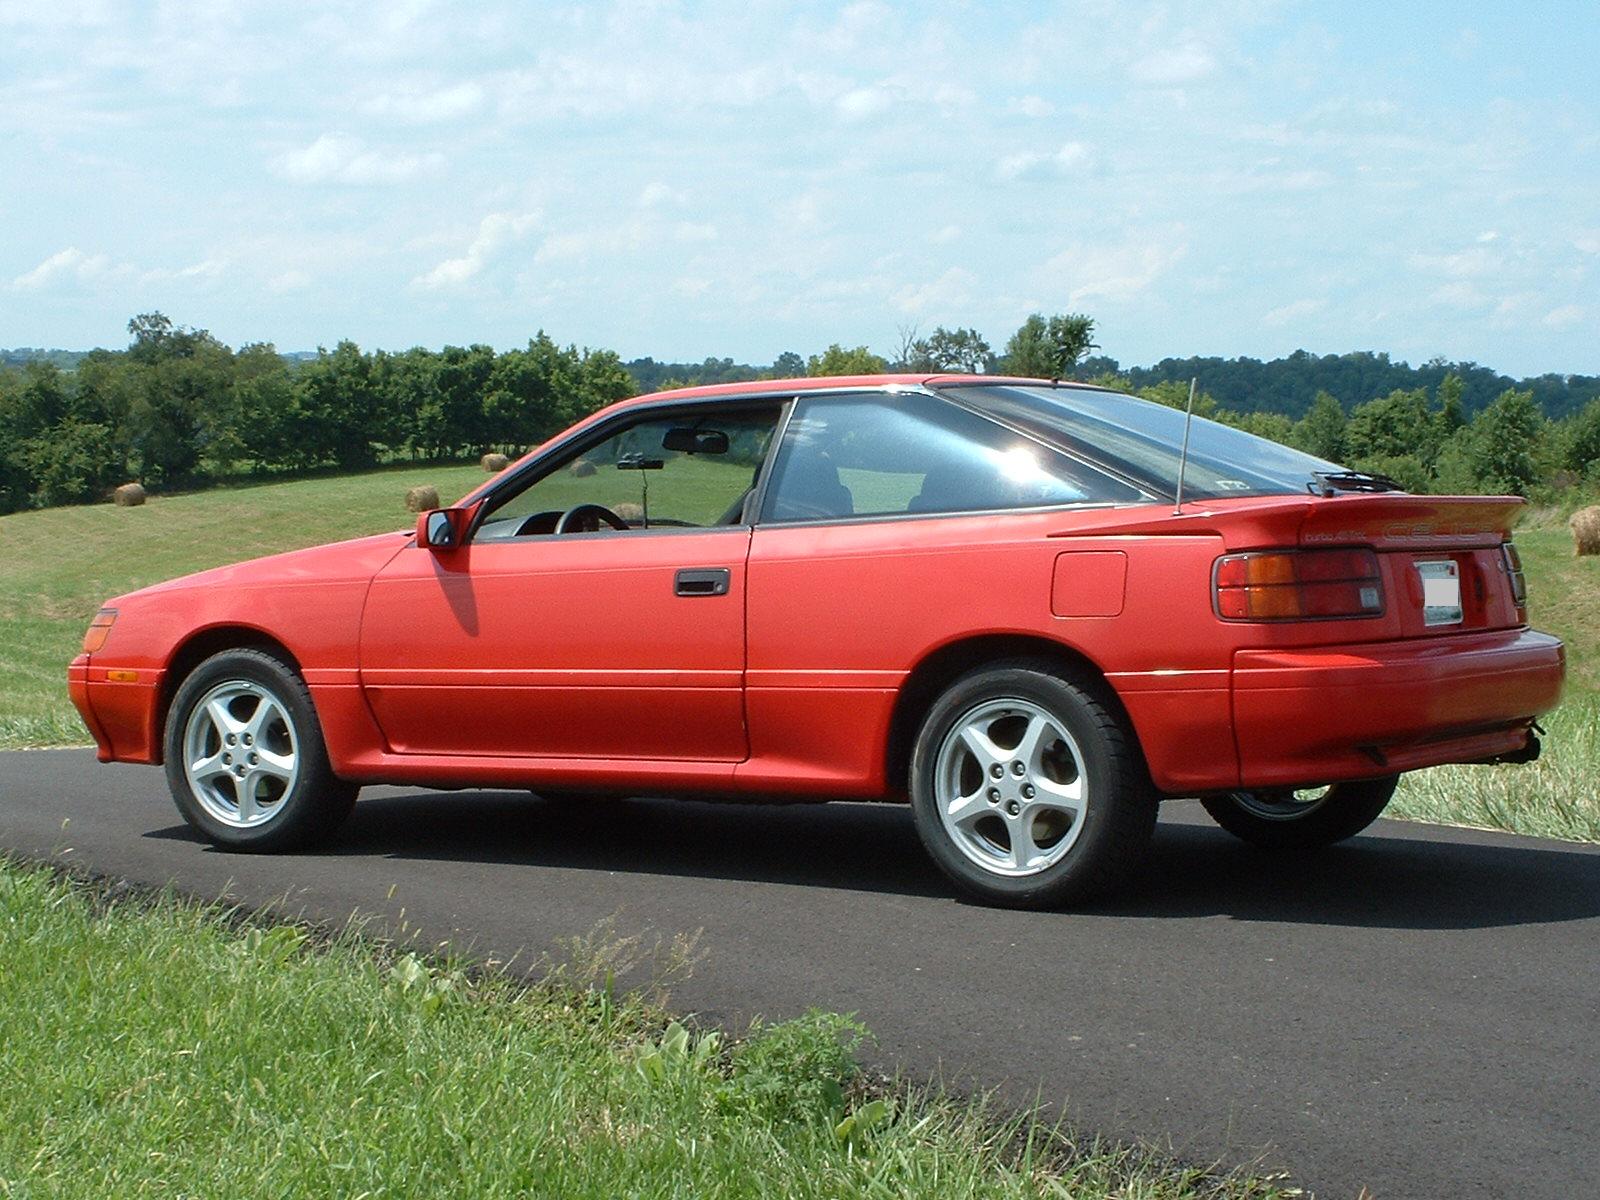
910, 659, 1155, 908
182, 681, 300, 828
164, 648, 356, 851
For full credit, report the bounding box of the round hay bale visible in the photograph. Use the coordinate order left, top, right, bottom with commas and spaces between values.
481, 452, 510, 473
569, 458, 597, 478
1570, 504, 1600, 557
612, 502, 644, 523
113, 482, 147, 507
405, 484, 441, 513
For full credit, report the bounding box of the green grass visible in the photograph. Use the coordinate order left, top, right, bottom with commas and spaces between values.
2, 472, 1597, 842
0, 462, 486, 748
0, 860, 1287, 1200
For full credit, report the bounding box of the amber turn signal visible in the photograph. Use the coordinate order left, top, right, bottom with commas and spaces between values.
82, 608, 118, 654
1214, 548, 1383, 621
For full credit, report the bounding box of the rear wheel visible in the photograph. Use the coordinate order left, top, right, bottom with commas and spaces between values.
1200, 776, 1399, 849
909, 660, 1156, 908
163, 648, 357, 852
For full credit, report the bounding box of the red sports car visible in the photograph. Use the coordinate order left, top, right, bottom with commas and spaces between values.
68, 375, 1565, 907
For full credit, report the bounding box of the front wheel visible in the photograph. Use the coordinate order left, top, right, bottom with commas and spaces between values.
909, 660, 1156, 909
163, 648, 357, 852
1200, 776, 1399, 850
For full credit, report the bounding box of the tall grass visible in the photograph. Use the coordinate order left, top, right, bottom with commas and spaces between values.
0, 861, 1288, 1200
1391, 696, 1600, 842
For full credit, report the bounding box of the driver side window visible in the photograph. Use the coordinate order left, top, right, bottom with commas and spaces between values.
478, 406, 783, 537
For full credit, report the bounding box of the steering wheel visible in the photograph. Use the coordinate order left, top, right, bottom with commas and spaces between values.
554, 503, 631, 534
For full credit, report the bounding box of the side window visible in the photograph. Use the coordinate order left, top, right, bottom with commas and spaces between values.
478, 407, 782, 536
760, 393, 1144, 523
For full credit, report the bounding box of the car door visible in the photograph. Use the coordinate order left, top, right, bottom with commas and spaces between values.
358, 404, 782, 762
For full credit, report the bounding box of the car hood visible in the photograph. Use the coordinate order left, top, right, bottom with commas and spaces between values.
111, 530, 412, 603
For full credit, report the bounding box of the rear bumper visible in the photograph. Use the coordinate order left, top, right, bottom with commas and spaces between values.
1231, 628, 1565, 788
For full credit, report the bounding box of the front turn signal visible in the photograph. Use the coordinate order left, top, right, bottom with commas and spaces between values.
83, 608, 118, 654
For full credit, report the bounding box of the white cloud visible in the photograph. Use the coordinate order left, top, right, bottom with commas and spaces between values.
1046, 235, 1188, 306
1542, 305, 1586, 330
891, 267, 976, 316
997, 141, 1092, 181
1430, 282, 1487, 308
268, 269, 311, 293
275, 135, 439, 185
1411, 246, 1500, 279
638, 182, 684, 208
835, 85, 893, 121
1006, 95, 1054, 118
1130, 43, 1217, 87
1576, 231, 1600, 256
11, 246, 108, 289
1263, 298, 1326, 327
931, 225, 961, 244
412, 210, 539, 290
363, 82, 485, 124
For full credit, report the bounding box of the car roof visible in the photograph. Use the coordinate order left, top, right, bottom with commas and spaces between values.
615, 374, 1114, 410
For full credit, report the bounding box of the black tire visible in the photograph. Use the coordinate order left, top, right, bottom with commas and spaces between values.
908, 659, 1156, 909
162, 648, 357, 852
1199, 776, 1399, 850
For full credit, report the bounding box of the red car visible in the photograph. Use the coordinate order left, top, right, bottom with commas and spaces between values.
68, 375, 1565, 907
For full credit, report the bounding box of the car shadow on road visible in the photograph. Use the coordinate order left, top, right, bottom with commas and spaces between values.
147, 789, 1600, 930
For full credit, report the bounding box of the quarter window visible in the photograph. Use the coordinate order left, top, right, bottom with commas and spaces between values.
760, 393, 1145, 523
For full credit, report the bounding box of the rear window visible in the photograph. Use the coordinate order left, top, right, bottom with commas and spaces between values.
946, 384, 1343, 501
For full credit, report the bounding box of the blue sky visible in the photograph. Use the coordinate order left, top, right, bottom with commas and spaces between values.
3, 1, 1596, 375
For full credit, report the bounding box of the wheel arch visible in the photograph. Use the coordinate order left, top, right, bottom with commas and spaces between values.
884, 632, 1142, 792
156, 625, 305, 762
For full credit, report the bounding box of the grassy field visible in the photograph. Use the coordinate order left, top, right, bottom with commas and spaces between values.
1, 468, 1595, 840
0, 860, 1287, 1199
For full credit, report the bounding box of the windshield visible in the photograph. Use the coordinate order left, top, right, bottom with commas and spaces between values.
944, 384, 1346, 501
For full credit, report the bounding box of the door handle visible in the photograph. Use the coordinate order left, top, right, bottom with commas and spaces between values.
674, 568, 730, 597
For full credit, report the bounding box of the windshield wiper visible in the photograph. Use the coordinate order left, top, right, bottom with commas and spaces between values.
1308, 470, 1405, 496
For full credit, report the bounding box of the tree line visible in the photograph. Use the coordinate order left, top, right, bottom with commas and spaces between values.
0, 314, 635, 513
2, 311, 1597, 514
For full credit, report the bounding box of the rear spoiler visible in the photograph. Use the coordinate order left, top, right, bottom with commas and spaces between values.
1048, 494, 1524, 552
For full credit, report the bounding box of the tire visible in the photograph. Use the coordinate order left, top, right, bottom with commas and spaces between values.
909, 659, 1156, 909
162, 648, 358, 852
1199, 776, 1399, 850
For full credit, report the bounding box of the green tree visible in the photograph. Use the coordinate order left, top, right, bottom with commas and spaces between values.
1560, 397, 1600, 479
1435, 373, 1466, 442
1290, 391, 1347, 461
921, 327, 992, 373
1464, 388, 1543, 496
1003, 313, 1097, 379
1344, 388, 1433, 464
806, 344, 888, 376
772, 351, 805, 378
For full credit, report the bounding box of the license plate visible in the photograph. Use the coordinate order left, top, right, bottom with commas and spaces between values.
1416, 560, 1462, 626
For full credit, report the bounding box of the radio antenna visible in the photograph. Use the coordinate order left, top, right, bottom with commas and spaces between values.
1172, 376, 1197, 516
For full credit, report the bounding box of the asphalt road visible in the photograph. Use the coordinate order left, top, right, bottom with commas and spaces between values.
3, 750, 1597, 1199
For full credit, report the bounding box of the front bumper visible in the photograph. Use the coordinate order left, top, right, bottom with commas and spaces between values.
1231, 628, 1565, 788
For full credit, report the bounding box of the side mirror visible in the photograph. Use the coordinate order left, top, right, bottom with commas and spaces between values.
417, 507, 467, 551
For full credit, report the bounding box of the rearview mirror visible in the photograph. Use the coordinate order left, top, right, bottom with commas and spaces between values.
417, 507, 467, 551
662, 427, 730, 455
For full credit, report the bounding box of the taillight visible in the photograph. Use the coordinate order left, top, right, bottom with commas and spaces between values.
1502, 542, 1527, 609
82, 608, 117, 654
1214, 548, 1383, 621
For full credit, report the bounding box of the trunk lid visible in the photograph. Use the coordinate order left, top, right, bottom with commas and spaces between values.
1295, 494, 1527, 636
